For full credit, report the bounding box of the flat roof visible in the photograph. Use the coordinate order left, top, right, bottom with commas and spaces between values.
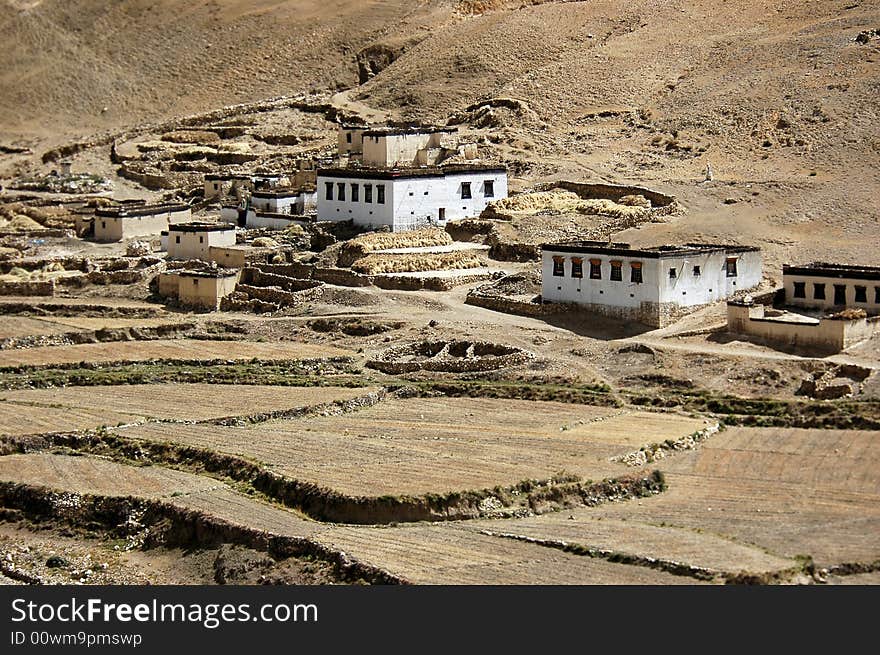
362, 126, 457, 137
95, 203, 190, 218
177, 268, 239, 279
783, 262, 880, 281
317, 164, 506, 180
168, 222, 235, 233
251, 189, 301, 199
205, 173, 251, 181
541, 241, 761, 258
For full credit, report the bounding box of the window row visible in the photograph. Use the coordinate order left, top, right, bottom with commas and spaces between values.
460, 181, 494, 200
792, 281, 880, 305
552, 257, 644, 283
325, 182, 386, 204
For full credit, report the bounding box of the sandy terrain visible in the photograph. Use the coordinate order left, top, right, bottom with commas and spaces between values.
0, 338, 352, 367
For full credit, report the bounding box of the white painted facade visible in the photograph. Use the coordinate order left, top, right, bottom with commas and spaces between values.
167, 225, 237, 261
93, 205, 191, 242
316, 168, 507, 231
541, 242, 762, 327
783, 264, 880, 313
249, 191, 299, 214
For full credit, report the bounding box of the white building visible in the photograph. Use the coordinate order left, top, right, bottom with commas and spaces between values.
203, 174, 252, 200
541, 241, 763, 327
316, 165, 507, 231
782, 263, 880, 313
167, 222, 237, 261
338, 125, 368, 160
360, 127, 457, 168
249, 189, 300, 214
93, 203, 191, 242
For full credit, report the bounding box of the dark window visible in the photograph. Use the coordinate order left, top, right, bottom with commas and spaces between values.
199, 236, 204, 243
337, 183, 345, 201
346, 132, 352, 144
484, 180, 494, 198
552, 257, 564, 277
876, 287, 880, 304
461, 182, 472, 199
693, 265, 701, 276
351, 183, 359, 202
589, 259, 602, 280
855, 286, 867, 303
793, 282, 806, 298
814, 283, 826, 300
325, 182, 333, 200
669, 267, 677, 279
571, 258, 583, 278
610, 261, 622, 281
726, 257, 738, 277
834, 284, 847, 305
101, 221, 106, 229
364, 184, 372, 203
175, 236, 180, 244
631, 263, 643, 284
193, 278, 199, 285
377, 185, 385, 204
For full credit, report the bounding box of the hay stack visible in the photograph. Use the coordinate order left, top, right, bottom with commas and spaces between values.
352, 251, 483, 275
339, 228, 452, 267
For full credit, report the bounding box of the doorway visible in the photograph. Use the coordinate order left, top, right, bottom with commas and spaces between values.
833, 284, 847, 306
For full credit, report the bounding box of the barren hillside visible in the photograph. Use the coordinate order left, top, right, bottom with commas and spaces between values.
1, 0, 878, 267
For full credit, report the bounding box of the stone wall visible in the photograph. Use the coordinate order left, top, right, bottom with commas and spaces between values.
548, 180, 677, 209
235, 283, 324, 307
465, 292, 572, 317
727, 302, 880, 353
240, 268, 322, 292
0, 280, 55, 296
373, 272, 494, 292
367, 340, 534, 374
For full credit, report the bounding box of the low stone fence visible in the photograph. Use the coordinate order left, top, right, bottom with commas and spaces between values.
240, 268, 322, 292
0, 280, 55, 296
234, 283, 324, 307
367, 340, 535, 374
373, 272, 495, 292
465, 291, 573, 317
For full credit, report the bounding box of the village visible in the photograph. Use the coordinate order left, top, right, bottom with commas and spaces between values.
0, 0, 878, 587
2, 120, 877, 357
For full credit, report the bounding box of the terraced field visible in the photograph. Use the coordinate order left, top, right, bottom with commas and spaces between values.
0, 454, 700, 584
0, 339, 353, 367
0, 453, 222, 498
584, 428, 880, 567
0, 403, 138, 436
465, 514, 796, 576
312, 524, 701, 585
0, 384, 380, 425
0, 317, 77, 339
118, 398, 709, 496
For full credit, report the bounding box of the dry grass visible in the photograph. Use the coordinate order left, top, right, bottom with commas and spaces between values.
486, 190, 651, 220
0, 339, 352, 368
312, 524, 700, 584
351, 250, 483, 275
340, 228, 452, 267
0, 454, 221, 498
117, 399, 707, 497
588, 427, 880, 567
0, 384, 377, 424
